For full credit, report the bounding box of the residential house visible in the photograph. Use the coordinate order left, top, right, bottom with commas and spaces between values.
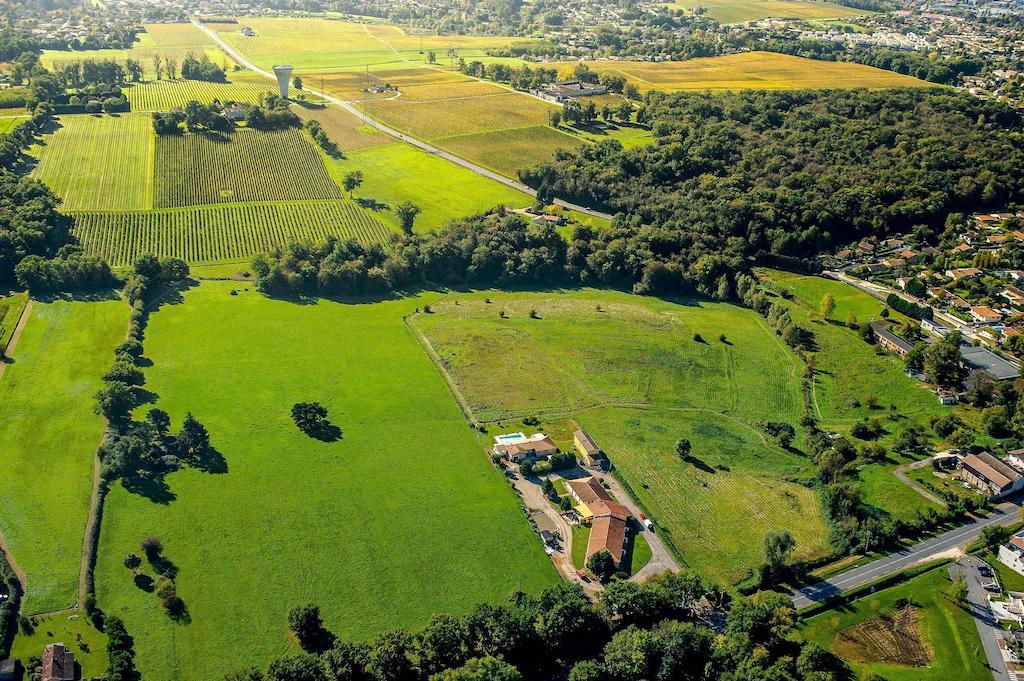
494, 434, 559, 464
953, 243, 976, 255
42, 643, 75, 681
1001, 286, 1024, 308
537, 80, 607, 102
999, 532, 1024, 577
897, 249, 919, 262
531, 214, 561, 227
221, 103, 246, 121
835, 249, 853, 261
990, 590, 1024, 628
958, 451, 1024, 499
970, 306, 1004, 324
921, 246, 941, 257
856, 240, 876, 253
566, 477, 630, 566
921, 318, 950, 337
926, 286, 948, 300
946, 267, 982, 281
949, 295, 972, 310
573, 429, 603, 466
870, 322, 913, 357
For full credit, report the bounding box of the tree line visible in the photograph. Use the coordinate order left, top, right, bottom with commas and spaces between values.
228, 573, 848, 681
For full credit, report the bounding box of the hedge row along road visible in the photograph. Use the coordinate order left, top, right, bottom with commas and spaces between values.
191, 19, 616, 223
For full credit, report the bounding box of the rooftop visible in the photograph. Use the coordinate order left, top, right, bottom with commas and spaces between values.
963, 451, 1021, 489
960, 345, 1020, 380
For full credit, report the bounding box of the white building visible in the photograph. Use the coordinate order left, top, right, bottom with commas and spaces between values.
999, 532, 1024, 577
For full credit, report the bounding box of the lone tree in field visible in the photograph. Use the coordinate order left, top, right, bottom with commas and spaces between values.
762, 529, 795, 582
395, 201, 421, 235
140, 536, 163, 561
123, 553, 142, 571
343, 171, 363, 197
292, 75, 303, 90
819, 292, 835, 320
288, 602, 332, 652
292, 402, 328, 431
675, 438, 691, 461
587, 550, 616, 582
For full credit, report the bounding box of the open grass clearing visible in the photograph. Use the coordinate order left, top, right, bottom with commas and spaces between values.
9, 613, 107, 677
665, 0, 869, 22
95, 281, 557, 680
435, 125, 590, 178
325, 142, 531, 232
800, 567, 989, 680
0, 295, 128, 613
859, 462, 941, 522
582, 52, 932, 91
154, 128, 342, 208
361, 91, 556, 139
30, 114, 154, 211
72, 200, 394, 266
412, 289, 828, 583
125, 79, 272, 112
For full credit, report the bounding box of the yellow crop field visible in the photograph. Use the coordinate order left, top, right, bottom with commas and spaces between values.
436, 126, 588, 178
292, 103, 393, 152
666, 0, 868, 23
363, 91, 555, 139
582, 52, 934, 91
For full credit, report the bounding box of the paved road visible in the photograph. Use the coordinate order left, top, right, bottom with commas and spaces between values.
793, 499, 1022, 609
192, 20, 616, 222
950, 555, 1010, 681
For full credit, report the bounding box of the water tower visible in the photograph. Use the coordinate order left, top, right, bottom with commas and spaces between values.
273, 65, 293, 99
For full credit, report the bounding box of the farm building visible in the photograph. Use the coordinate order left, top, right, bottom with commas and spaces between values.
493, 433, 558, 463
535, 80, 607, 102
42, 643, 75, 681
221, 103, 247, 121
958, 452, 1024, 499
573, 429, 603, 466
960, 345, 1020, 381
566, 477, 630, 566
999, 531, 1024, 577
869, 322, 913, 357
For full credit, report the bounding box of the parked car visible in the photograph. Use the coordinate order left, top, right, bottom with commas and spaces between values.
978, 565, 993, 578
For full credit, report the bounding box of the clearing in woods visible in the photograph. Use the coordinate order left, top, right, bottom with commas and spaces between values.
29, 114, 155, 211
71, 200, 394, 266
95, 281, 557, 680
800, 567, 989, 680
664, 0, 869, 23
410, 289, 830, 584
0, 297, 128, 614
580, 52, 933, 92
153, 128, 343, 208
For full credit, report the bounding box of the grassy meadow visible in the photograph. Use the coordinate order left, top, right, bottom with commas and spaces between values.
666, 0, 869, 23
582, 52, 932, 92
323, 142, 531, 232
0, 296, 128, 613
800, 567, 989, 680
412, 289, 829, 583
95, 281, 557, 680
0, 291, 28, 353
436, 126, 589, 178
30, 114, 154, 211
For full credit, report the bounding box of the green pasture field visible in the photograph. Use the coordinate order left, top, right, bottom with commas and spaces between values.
292, 103, 392, 152
214, 17, 537, 72
95, 281, 558, 680
412, 289, 830, 583
0, 296, 128, 613
0, 291, 28, 353
72, 200, 394, 266
665, 0, 868, 23
582, 52, 932, 92
435, 125, 589, 178
10, 613, 107, 676
30, 114, 154, 211
323, 142, 531, 232
0, 116, 26, 134
40, 23, 235, 78
361, 91, 556, 139
125, 79, 272, 112
858, 462, 941, 522
800, 567, 989, 680
154, 128, 342, 208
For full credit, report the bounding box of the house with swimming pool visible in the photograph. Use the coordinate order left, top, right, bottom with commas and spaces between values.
493, 432, 558, 463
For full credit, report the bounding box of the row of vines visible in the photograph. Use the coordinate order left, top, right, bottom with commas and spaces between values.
72, 200, 394, 265
125, 80, 271, 112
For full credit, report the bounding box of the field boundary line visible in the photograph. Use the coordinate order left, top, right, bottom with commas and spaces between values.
0, 298, 33, 380
404, 302, 479, 428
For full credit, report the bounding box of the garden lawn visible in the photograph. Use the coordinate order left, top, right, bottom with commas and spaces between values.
324, 142, 531, 232
412, 290, 829, 583
582, 52, 931, 92
0, 295, 128, 613
9, 613, 107, 676
665, 0, 868, 23
800, 567, 990, 680
30, 114, 154, 211
95, 281, 557, 681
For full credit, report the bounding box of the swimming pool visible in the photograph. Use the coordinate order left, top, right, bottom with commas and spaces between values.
495, 432, 526, 444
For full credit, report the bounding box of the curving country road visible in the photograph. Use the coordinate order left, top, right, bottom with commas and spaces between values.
191, 20, 616, 222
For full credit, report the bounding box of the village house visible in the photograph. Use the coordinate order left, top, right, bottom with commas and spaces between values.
870, 322, 913, 357
536, 79, 607, 102
566, 477, 629, 566
953, 243, 976, 255
573, 429, 603, 467
946, 267, 982, 281
970, 305, 1004, 324
221, 103, 247, 121
958, 451, 1024, 499
949, 295, 972, 310
835, 248, 853, 260
493, 433, 559, 464
1001, 286, 1024, 308
856, 240, 876, 253
999, 532, 1024, 577
921, 318, 950, 337
42, 643, 75, 681
530, 214, 562, 227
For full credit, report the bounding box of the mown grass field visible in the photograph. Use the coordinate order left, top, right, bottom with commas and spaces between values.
10, 613, 107, 676
800, 567, 989, 680
412, 289, 829, 583
363, 91, 555, 139
154, 128, 342, 208
30, 114, 154, 211
214, 18, 537, 72
95, 282, 558, 680
582, 52, 932, 91
0, 296, 128, 613
0, 291, 28, 353
72, 200, 394, 266
0, 116, 26, 134
435, 125, 589, 178
324, 142, 531, 232
40, 23, 235, 78
125, 79, 272, 112
666, 0, 868, 23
